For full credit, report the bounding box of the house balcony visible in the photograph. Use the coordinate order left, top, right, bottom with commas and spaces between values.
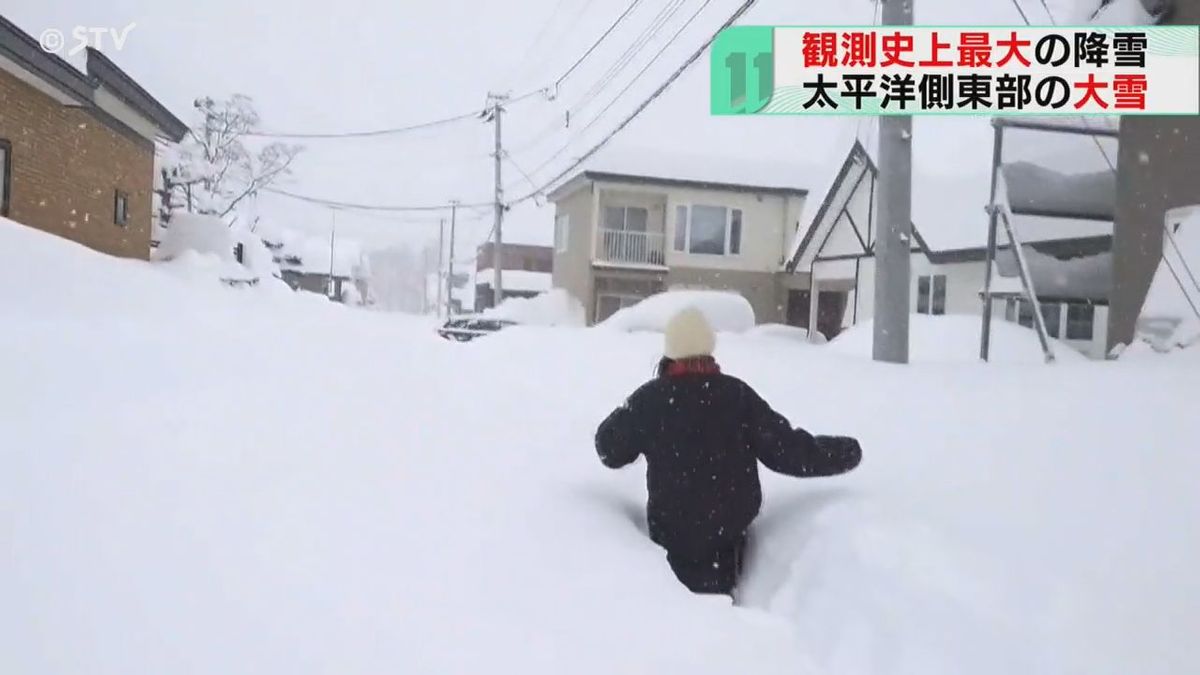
596, 228, 666, 268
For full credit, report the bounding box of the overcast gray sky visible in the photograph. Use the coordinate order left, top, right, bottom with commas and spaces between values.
7, 0, 1073, 255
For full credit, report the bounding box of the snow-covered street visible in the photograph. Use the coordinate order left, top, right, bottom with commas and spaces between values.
3, 220, 1198, 675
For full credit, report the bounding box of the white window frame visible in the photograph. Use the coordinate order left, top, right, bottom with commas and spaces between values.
602, 205, 649, 232
915, 274, 947, 315
554, 214, 569, 253
673, 204, 743, 256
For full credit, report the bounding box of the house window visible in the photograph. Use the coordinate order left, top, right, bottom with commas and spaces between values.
554, 214, 569, 253
1040, 302, 1061, 339
0, 139, 10, 218
1014, 299, 1064, 338
603, 206, 647, 232
674, 206, 687, 251
916, 274, 947, 315
676, 204, 743, 256
114, 190, 130, 226
1017, 299, 1034, 328
1066, 303, 1095, 340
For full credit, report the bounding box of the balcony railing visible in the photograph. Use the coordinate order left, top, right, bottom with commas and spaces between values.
597, 228, 666, 267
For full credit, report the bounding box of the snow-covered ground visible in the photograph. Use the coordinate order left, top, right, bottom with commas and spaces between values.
3, 218, 1199, 675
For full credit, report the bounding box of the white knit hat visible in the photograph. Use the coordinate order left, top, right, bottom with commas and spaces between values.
664, 307, 716, 360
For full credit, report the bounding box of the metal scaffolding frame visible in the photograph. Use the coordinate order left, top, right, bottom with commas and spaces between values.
979, 117, 1121, 364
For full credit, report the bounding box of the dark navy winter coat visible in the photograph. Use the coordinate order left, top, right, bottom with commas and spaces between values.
595, 367, 861, 558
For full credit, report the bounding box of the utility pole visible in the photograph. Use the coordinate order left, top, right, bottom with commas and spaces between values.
436, 218, 446, 318
328, 207, 338, 301
489, 92, 508, 308
872, 0, 913, 364
446, 201, 458, 318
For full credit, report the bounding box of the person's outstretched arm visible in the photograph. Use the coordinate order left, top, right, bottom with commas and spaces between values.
745, 387, 861, 478
595, 394, 647, 469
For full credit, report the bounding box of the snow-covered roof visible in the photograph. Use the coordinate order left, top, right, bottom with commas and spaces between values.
789, 115, 1117, 267
474, 269, 552, 294
267, 227, 366, 279
988, 248, 1113, 302
901, 117, 1116, 252
552, 147, 813, 200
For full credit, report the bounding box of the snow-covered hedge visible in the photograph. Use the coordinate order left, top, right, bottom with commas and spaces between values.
600, 290, 756, 333
156, 213, 235, 262
156, 213, 282, 286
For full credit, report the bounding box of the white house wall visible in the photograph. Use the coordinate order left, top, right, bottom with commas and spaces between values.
812, 254, 986, 326
823, 211, 869, 258
795, 159, 871, 269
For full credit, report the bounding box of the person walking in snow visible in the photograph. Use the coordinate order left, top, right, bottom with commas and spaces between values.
595, 307, 862, 596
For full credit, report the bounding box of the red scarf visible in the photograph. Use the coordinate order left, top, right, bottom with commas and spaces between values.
665, 356, 721, 377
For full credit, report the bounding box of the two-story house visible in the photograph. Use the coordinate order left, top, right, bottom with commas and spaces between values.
548, 170, 809, 325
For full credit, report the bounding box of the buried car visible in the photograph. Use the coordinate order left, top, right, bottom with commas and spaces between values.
436, 316, 517, 342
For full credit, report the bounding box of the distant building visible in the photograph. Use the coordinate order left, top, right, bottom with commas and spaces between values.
474, 241, 553, 310
0, 14, 188, 259
262, 228, 371, 304
548, 169, 808, 325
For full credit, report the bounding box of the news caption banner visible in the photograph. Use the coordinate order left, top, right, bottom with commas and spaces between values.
711, 26, 1200, 115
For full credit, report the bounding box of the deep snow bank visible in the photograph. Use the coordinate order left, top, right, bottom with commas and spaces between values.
3, 216, 1199, 675
828, 314, 1088, 364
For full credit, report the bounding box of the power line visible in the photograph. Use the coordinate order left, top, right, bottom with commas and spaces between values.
1007, 0, 1032, 25
509, 0, 718, 196
504, 0, 694, 160
555, 0, 646, 89
264, 186, 492, 213
1007, 0, 1120, 173
504, 151, 543, 195
246, 88, 548, 140
245, 109, 485, 140
503, 0, 573, 86
508, 0, 761, 207
569, 0, 690, 117
1038, 0, 1059, 24
1164, 224, 1200, 295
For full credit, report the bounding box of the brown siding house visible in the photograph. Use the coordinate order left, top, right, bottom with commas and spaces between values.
476, 242, 553, 273
475, 241, 554, 310
0, 15, 187, 260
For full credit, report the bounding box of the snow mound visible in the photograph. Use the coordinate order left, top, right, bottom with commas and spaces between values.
828, 315, 1088, 364
1136, 205, 1200, 353
482, 288, 585, 326
601, 291, 756, 333
0, 215, 295, 318
746, 323, 816, 343
155, 213, 235, 263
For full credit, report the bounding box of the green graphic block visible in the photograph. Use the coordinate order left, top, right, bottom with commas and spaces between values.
711, 26, 774, 114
